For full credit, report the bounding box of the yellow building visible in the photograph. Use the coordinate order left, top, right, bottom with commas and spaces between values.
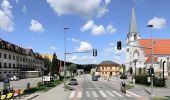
96, 60, 120, 77
41, 54, 53, 62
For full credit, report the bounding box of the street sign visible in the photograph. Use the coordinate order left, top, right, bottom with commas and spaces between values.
43, 76, 51, 82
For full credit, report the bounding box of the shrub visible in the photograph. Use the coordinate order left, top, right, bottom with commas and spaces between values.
37, 82, 43, 88
59, 76, 64, 81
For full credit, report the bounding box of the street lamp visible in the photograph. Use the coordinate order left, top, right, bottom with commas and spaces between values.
64, 27, 69, 91
147, 24, 154, 95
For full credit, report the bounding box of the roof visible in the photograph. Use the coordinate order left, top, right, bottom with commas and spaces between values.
99, 60, 119, 66
145, 57, 158, 63
139, 39, 170, 55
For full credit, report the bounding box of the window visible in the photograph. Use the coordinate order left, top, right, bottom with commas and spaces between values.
0, 53, 1, 58
16, 56, 19, 61
9, 63, 11, 68
9, 55, 11, 59
4, 72, 7, 73
13, 56, 15, 60
23, 58, 25, 62
0, 62, 1, 68
13, 64, 15, 68
20, 57, 22, 62
4, 54, 7, 59
9, 71, 11, 73
4, 63, 7, 68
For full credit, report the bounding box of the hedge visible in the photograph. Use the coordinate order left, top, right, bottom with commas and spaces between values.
134, 75, 166, 87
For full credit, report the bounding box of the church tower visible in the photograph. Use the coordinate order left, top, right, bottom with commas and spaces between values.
126, 1, 141, 72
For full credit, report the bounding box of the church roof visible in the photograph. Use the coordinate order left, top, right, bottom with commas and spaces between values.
129, 7, 138, 34
139, 39, 170, 55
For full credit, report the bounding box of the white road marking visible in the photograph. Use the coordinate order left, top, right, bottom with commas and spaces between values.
77, 91, 82, 98
69, 91, 75, 98
112, 91, 123, 97
106, 91, 115, 97
86, 91, 90, 97
99, 91, 107, 97
127, 91, 140, 97
92, 91, 98, 97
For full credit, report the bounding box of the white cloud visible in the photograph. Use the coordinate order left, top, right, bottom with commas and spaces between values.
30, 19, 44, 32
92, 25, 105, 35
0, 0, 14, 32
46, 0, 110, 18
147, 17, 166, 29
81, 20, 117, 36
106, 24, 117, 34
80, 20, 94, 32
109, 42, 115, 46
77, 41, 92, 52
50, 46, 58, 50
71, 38, 79, 43
97, 5, 108, 18
22, 5, 27, 14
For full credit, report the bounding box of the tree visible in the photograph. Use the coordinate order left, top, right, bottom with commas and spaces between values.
43, 56, 51, 75
121, 64, 126, 74
50, 53, 59, 76
68, 64, 77, 76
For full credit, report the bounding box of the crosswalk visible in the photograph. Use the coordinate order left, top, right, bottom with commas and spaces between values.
69, 90, 140, 99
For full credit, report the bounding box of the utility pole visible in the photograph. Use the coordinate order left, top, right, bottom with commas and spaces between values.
64, 27, 69, 91
163, 61, 166, 87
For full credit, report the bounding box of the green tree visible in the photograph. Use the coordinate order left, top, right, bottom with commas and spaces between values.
68, 64, 77, 76
121, 64, 126, 74
50, 53, 59, 76
43, 56, 51, 75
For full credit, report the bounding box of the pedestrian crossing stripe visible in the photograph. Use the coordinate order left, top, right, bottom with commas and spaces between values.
69, 90, 140, 98
92, 91, 98, 97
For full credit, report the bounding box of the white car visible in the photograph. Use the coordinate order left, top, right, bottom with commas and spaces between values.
10, 76, 19, 81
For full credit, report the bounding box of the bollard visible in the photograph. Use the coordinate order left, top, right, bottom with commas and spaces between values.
27, 83, 30, 89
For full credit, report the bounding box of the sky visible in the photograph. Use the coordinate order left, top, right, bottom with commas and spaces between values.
0, 0, 170, 64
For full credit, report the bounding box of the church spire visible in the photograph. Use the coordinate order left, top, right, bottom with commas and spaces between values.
129, 0, 138, 34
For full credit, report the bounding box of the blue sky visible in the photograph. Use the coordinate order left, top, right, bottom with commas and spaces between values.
0, 0, 170, 64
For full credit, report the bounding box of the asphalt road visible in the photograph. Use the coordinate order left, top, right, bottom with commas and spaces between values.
67, 74, 148, 100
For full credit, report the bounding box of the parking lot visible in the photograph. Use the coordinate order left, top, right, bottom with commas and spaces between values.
0, 77, 42, 91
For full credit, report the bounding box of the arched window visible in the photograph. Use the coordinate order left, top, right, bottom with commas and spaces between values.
9, 44, 15, 51
17, 47, 22, 54
133, 49, 139, 59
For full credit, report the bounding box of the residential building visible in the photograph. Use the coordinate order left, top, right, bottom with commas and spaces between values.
126, 4, 170, 77
96, 60, 120, 77
0, 38, 44, 80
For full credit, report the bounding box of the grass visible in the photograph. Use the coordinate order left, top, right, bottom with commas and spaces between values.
152, 98, 170, 100
126, 84, 134, 90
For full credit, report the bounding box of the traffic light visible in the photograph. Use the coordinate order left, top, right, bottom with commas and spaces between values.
117, 41, 121, 50
93, 49, 97, 56
147, 67, 154, 76
147, 68, 151, 76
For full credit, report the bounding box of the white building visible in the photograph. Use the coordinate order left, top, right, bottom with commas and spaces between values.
0, 38, 44, 80
126, 5, 170, 77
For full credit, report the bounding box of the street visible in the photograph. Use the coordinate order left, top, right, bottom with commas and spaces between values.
67, 74, 149, 100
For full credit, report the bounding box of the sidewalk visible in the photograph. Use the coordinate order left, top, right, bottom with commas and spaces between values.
32, 83, 70, 100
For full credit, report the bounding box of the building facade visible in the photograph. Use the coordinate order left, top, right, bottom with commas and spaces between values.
126, 5, 170, 77
0, 39, 44, 80
96, 60, 120, 77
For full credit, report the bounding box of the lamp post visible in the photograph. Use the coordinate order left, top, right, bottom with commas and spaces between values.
64, 27, 69, 91
147, 24, 154, 95
133, 59, 137, 84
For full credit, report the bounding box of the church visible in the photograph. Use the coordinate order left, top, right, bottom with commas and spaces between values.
125, 4, 170, 78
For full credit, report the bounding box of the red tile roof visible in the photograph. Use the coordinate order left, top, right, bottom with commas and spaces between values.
139, 39, 170, 55
145, 57, 158, 63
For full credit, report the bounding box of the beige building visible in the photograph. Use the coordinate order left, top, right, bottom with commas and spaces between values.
0, 39, 44, 80
96, 60, 120, 77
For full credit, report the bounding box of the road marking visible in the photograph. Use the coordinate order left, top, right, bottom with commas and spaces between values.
69, 91, 75, 98
127, 91, 140, 97
112, 91, 123, 97
92, 91, 98, 97
77, 91, 82, 98
106, 91, 115, 97
86, 91, 90, 97
99, 91, 107, 97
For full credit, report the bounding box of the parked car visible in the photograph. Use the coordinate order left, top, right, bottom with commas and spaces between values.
68, 78, 78, 85
10, 76, 19, 81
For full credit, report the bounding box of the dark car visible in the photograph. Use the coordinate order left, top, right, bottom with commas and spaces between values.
120, 74, 127, 79
68, 78, 78, 85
